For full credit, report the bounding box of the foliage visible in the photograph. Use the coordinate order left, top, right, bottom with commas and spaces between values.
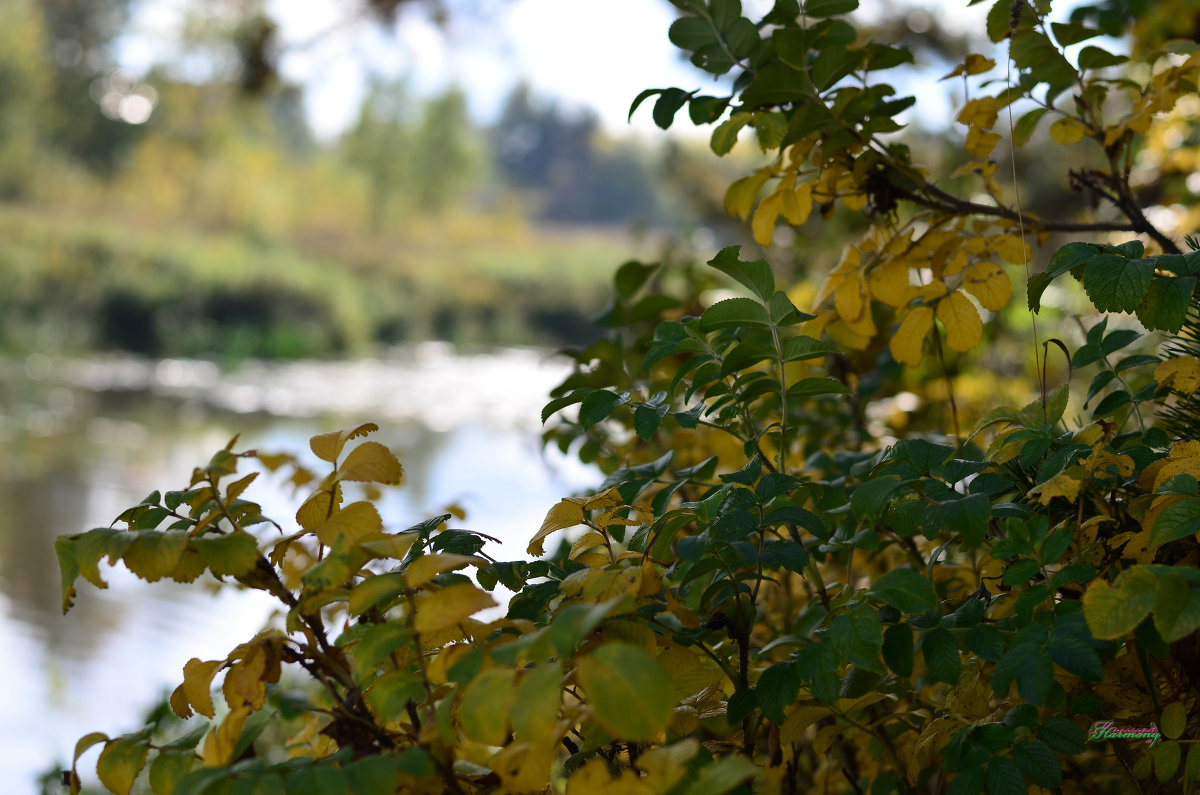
52, 0, 1200, 794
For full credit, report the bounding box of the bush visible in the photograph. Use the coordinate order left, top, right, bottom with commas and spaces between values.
55, 0, 1200, 793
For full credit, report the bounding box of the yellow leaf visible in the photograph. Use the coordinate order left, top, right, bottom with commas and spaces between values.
337, 441, 403, 484
781, 704, 834, 746
907, 716, 957, 785
170, 657, 223, 719
202, 705, 251, 767
1156, 356, 1200, 394
405, 552, 486, 588
937, 291, 983, 352
295, 487, 336, 530
962, 262, 1011, 312
752, 191, 783, 246
309, 423, 379, 463
990, 235, 1030, 264
1049, 117, 1087, 145
834, 273, 866, 321
965, 127, 1001, 158
313, 501, 383, 546
569, 531, 608, 560
413, 583, 497, 635
567, 758, 656, 795
490, 741, 556, 795
358, 531, 418, 561
956, 97, 999, 129
781, 181, 814, 225
223, 634, 282, 711
868, 261, 915, 308
943, 54, 996, 80
582, 488, 624, 512
460, 667, 516, 746
1152, 440, 1200, 491
942, 250, 969, 277
890, 306, 934, 366
528, 499, 586, 556
917, 280, 948, 301
724, 168, 770, 219
1032, 467, 1084, 506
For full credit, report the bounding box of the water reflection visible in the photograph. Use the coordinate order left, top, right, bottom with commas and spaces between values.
0, 348, 597, 792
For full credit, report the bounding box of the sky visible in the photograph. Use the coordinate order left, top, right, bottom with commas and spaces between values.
118, 0, 1041, 142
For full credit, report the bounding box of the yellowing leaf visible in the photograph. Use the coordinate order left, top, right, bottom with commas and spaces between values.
337, 441, 403, 484
569, 531, 608, 561
577, 642, 673, 741
123, 530, 189, 583
890, 306, 933, 367
413, 583, 497, 635
97, 737, 150, 795
1049, 116, 1088, 145
309, 422, 379, 463
1152, 440, 1200, 491
313, 501, 383, 546
170, 657, 223, 719
295, 487, 335, 530
567, 757, 655, 795
405, 552, 485, 588
781, 705, 834, 746
1156, 356, 1200, 394
956, 97, 999, 129
834, 273, 866, 321
201, 705, 251, 767
638, 740, 700, 793
1083, 566, 1158, 640
223, 635, 282, 710
528, 499, 586, 556
358, 531, 418, 562
724, 168, 770, 220
781, 181, 814, 225
963, 262, 1011, 311
582, 488, 624, 512
510, 662, 563, 741
964, 127, 1001, 158
490, 741, 557, 794
460, 667, 516, 746
348, 571, 405, 615
752, 191, 783, 246
937, 291, 983, 352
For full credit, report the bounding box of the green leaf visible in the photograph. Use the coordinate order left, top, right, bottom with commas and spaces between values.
700, 297, 771, 330
1083, 254, 1154, 314
550, 599, 620, 656
577, 642, 673, 741
688, 755, 759, 795
882, 622, 914, 677
669, 16, 716, 52
869, 569, 938, 614
828, 605, 884, 672
124, 530, 190, 583
1157, 741, 1182, 783
149, 749, 196, 795
711, 112, 751, 155
652, 88, 690, 129
459, 667, 516, 746
1039, 715, 1088, 754
804, 0, 858, 17
1163, 702, 1188, 740
932, 493, 991, 549
634, 400, 671, 441
1151, 496, 1200, 552
1051, 21, 1101, 45
192, 531, 259, 578
922, 627, 962, 684
1084, 566, 1158, 639
782, 336, 838, 361
365, 670, 425, 723
787, 377, 851, 397
578, 390, 630, 429
985, 757, 1025, 795
97, 736, 151, 795
510, 661, 563, 740
1137, 276, 1196, 333
708, 246, 775, 300
1079, 45, 1128, 69
967, 624, 1005, 661
851, 475, 902, 520
945, 765, 985, 795
756, 661, 801, 724
1154, 573, 1200, 642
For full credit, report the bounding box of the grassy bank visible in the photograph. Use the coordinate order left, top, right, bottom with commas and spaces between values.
0, 205, 644, 361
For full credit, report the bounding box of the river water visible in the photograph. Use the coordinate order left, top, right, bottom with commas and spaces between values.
0, 346, 598, 792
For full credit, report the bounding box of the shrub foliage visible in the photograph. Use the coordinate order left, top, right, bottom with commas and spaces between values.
56, 0, 1200, 793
